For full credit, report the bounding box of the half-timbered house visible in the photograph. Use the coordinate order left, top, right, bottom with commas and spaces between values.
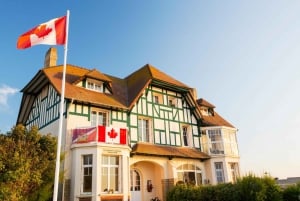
17, 48, 240, 201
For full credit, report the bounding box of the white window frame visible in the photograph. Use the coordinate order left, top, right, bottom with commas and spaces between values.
182, 125, 191, 147
229, 162, 239, 183
176, 164, 202, 186
91, 110, 108, 127
223, 129, 239, 156
86, 79, 104, 93
130, 169, 141, 191
215, 162, 225, 184
138, 117, 152, 143
101, 155, 122, 193
82, 154, 93, 194
208, 129, 224, 154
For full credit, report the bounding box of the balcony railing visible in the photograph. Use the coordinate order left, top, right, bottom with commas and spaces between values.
201, 142, 239, 156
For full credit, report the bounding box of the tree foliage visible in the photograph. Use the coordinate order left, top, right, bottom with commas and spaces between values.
0, 125, 57, 201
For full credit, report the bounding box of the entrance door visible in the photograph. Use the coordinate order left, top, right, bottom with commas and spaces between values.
130, 169, 142, 201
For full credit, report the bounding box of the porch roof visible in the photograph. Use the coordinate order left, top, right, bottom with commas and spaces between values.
131, 143, 210, 161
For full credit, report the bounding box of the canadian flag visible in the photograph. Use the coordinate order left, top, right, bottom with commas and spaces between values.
98, 126, 127, 145
17, 16, 66, 49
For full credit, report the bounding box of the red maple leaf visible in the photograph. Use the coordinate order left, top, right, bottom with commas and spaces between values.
34, 24, 52, 38
108, 128, 118, 139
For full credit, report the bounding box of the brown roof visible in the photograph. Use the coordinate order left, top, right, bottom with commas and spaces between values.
17, 63, 212, 127
43, 65, 126, 109
197, 98, 215, 108
125, 64, 191, 109
131, 143, 210, 160
201, 111, 234, 128
196, 98, 234, 128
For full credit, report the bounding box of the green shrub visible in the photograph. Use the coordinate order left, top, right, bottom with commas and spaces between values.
167, 174, 284, 201
198, 185, 217, 201
282, 183, 300, 201
261, 176, 282, 201
167, 184, 201, 201
236, 174, 266, 201
214, 183, 240, 201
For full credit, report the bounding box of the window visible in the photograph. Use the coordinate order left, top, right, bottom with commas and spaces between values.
177, 164, 202, 186
101, 156, 121, 193
208, 129, 224, 154
91, 110, 108, 126
182, 126, 190, 146
230, 163, 239, 183
82, 155, 93, 193
168, 96, 176, 107
130, 169, 141, 191
87, 80, 103, 92
215, 162, 225, 183
138, 118, 150, 142
152, 92, 162, 104
223, 129, 239, 156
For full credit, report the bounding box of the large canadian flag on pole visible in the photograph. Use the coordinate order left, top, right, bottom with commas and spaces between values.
17, 16, 66, 49
16, 11, 70, 201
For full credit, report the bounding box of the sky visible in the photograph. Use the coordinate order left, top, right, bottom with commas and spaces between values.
0, 1, 299, 179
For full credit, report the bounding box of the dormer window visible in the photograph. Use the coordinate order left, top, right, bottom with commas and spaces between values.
200, 107, 213, 116
86, 79, 103, 93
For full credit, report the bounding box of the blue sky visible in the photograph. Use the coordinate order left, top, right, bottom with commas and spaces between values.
1, 1, 299, 179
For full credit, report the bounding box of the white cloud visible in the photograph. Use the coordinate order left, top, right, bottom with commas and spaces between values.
0, 85, 19, 107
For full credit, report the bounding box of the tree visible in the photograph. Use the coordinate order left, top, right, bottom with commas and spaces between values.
0, 125, 57, 201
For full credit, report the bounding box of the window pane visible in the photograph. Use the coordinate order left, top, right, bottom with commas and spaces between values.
183, 127, 188, 146
110, 167, 119, 191
130, 170, 141, 191
91, 111, 97, 126
83, 175, 92, 192
196, 173, 202, 185
102, 156, 108, 164
102, 167, 108, 191
215, 162, 224, 183
83, 155, 93, 193
138, 119, 150, 142
101, 156, 120, 193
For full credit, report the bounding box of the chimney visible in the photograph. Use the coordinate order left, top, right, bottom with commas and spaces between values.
44, 47, 57, 67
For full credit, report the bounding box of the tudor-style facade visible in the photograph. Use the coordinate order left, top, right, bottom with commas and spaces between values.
17, 48, 240, 201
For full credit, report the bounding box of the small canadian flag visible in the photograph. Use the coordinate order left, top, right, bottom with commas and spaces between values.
98, 126, 127, 145
17, 16, 66, 49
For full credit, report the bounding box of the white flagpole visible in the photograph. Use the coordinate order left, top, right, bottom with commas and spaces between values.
53, 10, 70, 201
